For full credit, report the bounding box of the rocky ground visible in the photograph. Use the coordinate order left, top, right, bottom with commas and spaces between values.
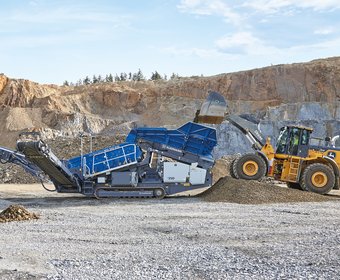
1, 182, 340, 279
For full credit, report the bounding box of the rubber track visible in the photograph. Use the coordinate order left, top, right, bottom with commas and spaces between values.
94, 187, 165, 199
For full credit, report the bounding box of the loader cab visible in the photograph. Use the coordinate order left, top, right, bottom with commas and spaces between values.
276, 126, 313, 157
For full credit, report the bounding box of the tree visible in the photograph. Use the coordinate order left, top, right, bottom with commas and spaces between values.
120, 72, 127, 81
170, 73, 179, 80
97, 75, 103, 83
92, 75, 98, 84
128, 72, 132, 80
105, 73, 113, 83
83, 76, 91, 85
137, 69, 145, 81
115, 74, 120, 82
150, 71, 162, 80
63, 80, 69, 86
132, 69, 145, 81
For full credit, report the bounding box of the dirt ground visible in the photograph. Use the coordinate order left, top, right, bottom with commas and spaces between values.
1, 183, 340, 279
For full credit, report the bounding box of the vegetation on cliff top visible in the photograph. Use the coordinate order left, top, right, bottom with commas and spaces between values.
63, 70, 186, 86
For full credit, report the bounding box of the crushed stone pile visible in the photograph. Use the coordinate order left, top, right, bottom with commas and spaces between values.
0, 204, 39, 223
200, 176, 336, 204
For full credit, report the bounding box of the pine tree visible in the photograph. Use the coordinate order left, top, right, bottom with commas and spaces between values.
136, 69, 144, 81
115, 74, 120, 82
120, 72, 127, 81
83, 76, 91, 85
150, 71, 162, 80
132, 69, 145, 81
105, 73, 113, 83
92, 75, 98, 84
63, 80, 69, 86
170, 73, 179, 80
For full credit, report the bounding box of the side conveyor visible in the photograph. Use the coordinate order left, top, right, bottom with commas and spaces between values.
0, 146, 45, 180
16, 140, 78, 186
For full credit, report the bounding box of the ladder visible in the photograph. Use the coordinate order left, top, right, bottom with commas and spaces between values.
287, 157, 301, 182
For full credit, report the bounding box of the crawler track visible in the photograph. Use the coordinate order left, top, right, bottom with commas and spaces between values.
94, 187, 166, 199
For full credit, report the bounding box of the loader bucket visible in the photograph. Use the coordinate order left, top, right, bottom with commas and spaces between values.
194, 91, 227, 124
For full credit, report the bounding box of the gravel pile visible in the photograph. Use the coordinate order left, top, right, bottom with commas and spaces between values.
0, 204, 39, 223
200, 176, 336, 204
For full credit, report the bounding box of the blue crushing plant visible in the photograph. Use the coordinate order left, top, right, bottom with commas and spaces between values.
1, 122, 217, 198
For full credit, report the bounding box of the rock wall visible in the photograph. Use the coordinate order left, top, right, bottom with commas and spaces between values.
0, 57, 339, 155
214, 101, 340, 158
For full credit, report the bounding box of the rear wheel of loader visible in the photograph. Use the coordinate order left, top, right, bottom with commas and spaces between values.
229, 158, 238, 178
286, 182, 302, 190
300, 163, 335, 194
233, 153, 266, 181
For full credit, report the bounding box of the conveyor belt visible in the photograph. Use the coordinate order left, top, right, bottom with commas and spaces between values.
17, 141, 76, 186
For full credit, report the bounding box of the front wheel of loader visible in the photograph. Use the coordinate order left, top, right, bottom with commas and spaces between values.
300, 163, 335, 194
233, 153, 266, 181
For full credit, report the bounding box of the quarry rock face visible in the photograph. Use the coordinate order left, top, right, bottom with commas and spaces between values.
0, 57, 339, 156
0, 74, 8, 94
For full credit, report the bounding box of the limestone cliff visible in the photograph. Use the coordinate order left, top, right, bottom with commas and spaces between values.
0, 57, 339, 153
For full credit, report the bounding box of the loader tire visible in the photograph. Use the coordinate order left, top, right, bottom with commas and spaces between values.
286, 182, 302, 190
300, 163, 335, 194
229, 158, 238, 178
233, 153, 266, 181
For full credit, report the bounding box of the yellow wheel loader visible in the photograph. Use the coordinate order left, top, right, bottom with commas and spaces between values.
195, 91, 340, 194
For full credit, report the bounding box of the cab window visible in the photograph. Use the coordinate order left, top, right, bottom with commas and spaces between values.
301, 130, 309, 145
276, 128, 289, 154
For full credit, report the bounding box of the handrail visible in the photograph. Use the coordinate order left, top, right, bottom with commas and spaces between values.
82, 144, 138, 178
